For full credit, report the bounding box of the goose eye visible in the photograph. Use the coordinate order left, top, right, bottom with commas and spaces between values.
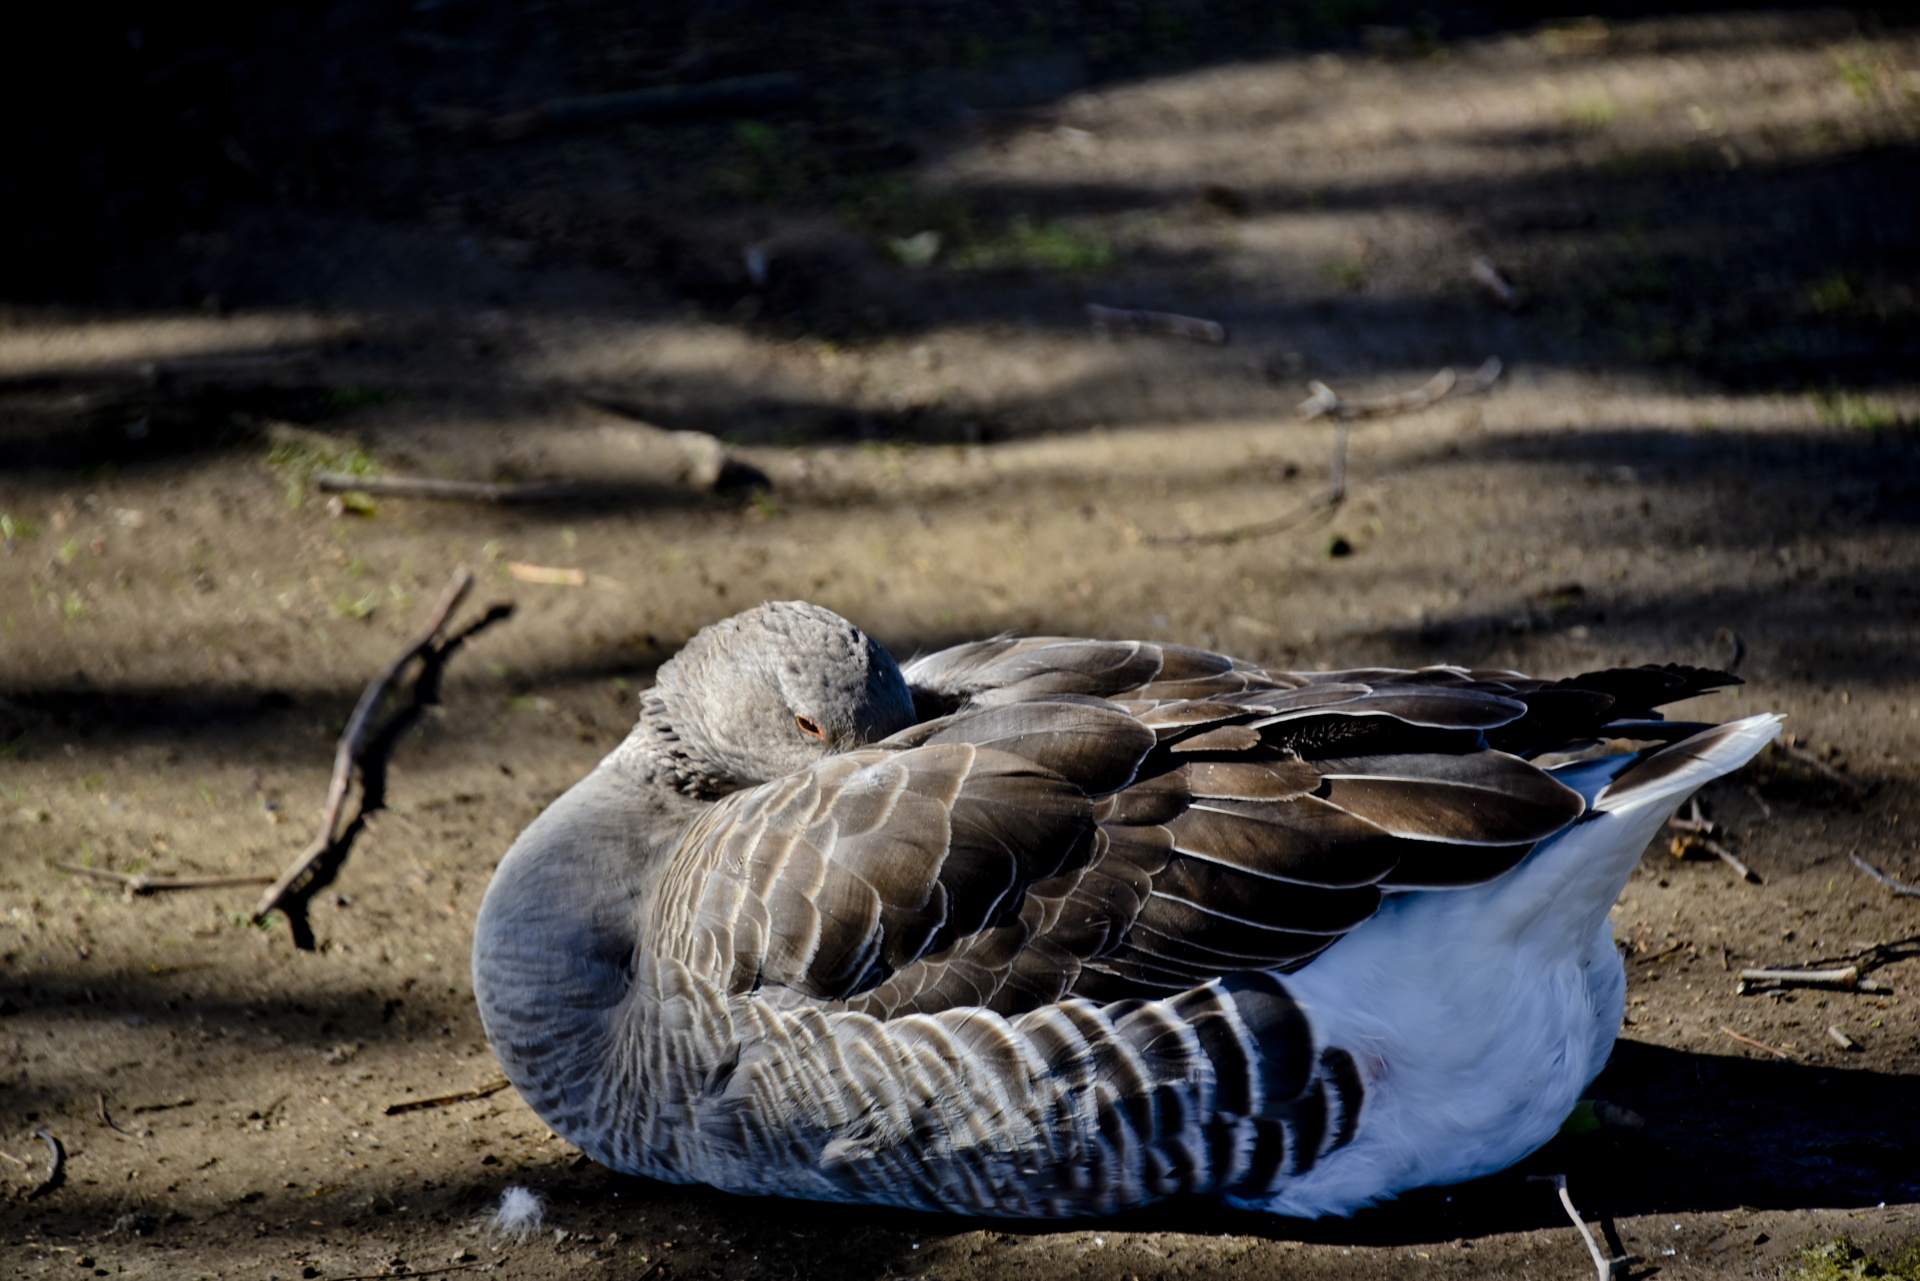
794, 715, 826, 740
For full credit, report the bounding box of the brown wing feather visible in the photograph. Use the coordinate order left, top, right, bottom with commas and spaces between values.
658, 743, 1096, 1004
705, 637, 1736, 1022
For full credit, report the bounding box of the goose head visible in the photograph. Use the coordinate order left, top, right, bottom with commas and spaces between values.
632, 600, 917, 796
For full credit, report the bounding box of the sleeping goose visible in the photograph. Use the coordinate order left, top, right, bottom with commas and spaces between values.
472, 600, 1779, 1218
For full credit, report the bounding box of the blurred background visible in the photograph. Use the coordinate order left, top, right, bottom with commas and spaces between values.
9, 1, 1917, 419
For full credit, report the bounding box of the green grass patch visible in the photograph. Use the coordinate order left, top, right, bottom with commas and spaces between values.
1, 513, 42, 543
949, 216, 1114, 276
1835, 57, 1878, 104
1803, 270, 1858, 315
267, 435, 380, 508
1329, 259, 1367, 291
1815, 391, 1902, 431
330, 590, 380, 621
1565, 89, 1617, 129
1791, 1240, 1920, 1281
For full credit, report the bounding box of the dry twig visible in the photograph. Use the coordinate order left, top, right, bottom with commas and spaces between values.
333, 1264, 479, 1281
1851, 852, 1920, 898
57, 864, 273, 896
1719, 1025, 1801, 1061
1668, 834, 1760, 884
253, 568, 512, 947
1529, 1174, 1632, 1281
314, 473, 582, 504
1771, 734, 1865, 796
1146, 421, 1347, 547
508, 562, 588, 587
1296, 367, 1457, 420
96, 1094, 138, 1136
384, 1079, 512, 1116
1700, 838, 1759, 884
1666, 798, 1713, 835
27, 1129, 65, 1200
1737, 966, 1859, 992
1086, 304, 1227, 344
1470, 255, 1523, 309
486, 72, 805, 139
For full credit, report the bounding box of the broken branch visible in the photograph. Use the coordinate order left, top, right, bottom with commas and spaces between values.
253, 568, 511, 947
488, 72, 806, 139
314, 473, 583, 504
1718, 1025, 1801, 1061
1702, 838, 1759, 884
27, 1129, 65, 1200
1086, 304, 1228, 345
1668, 815, 1761, 883
1737, 966, 1859, 992
1666, 798, 1713, 834
57, 864, 274, 896
1470, 255, 1523, 309
384, 1078, 512, 1116
333, 1264, 478, 1281
1771, 734, 1865, 796
1295, 367, 1457, 420
96, 1094, 138, 1136
1146, 417, 1348, 547
508, 562, 588, 587
1851, 852, 1920, 898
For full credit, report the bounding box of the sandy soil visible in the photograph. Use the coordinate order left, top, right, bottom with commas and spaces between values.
4, 4, 1919, 1279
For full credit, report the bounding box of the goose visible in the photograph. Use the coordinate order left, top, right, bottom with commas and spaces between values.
472, 600, 1779, 1218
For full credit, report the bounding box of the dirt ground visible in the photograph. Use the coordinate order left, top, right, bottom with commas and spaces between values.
4, 3, 1919, 1278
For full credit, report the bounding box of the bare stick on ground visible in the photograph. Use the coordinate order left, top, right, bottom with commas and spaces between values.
487, 72, 806, 139
384, 1078, 512, 1116
1296, 367, 1457, 420
1086, 304, 1228, 344
1147, 421, 1348, 546
1736, 966, 1859, 991
1851, 852, 1920, 898
314, 473, 584, 504
1698, 837, 1760, 883
57, 864, 274, 896
1719, 1025, 1802, 1061
253, 568, 513, 948
333, 1263, 479, 1281
1665, 805, 1761, 881
508, 562, 588, 587
1771, 734, 1866, 796
1667, 798, 1713, 835
96, 1094, 138, 1136
27, 1129, 65, 1200
1529, 1174, 1633, 1281
1470, 255, 1523, 309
